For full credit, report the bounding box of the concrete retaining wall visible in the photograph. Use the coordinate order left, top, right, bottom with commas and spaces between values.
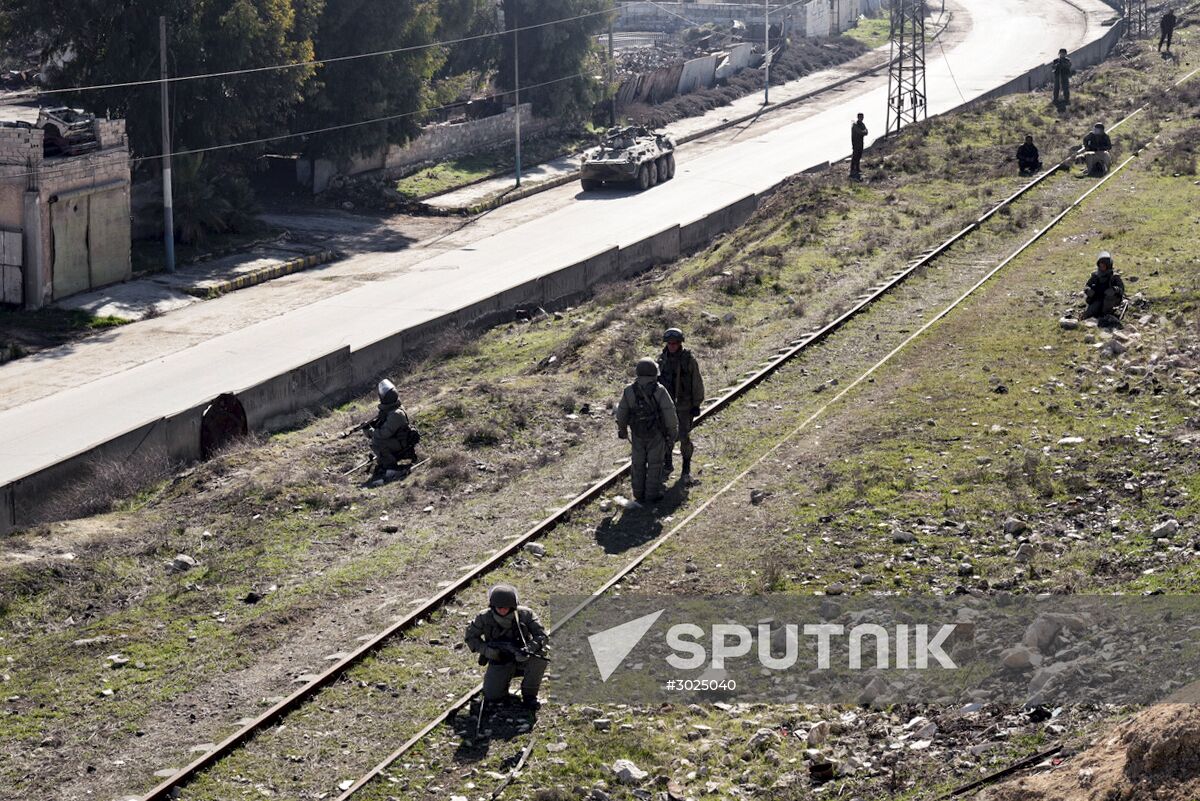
618, 226, 681, 276
10, 417, 172, 531
236, 348, 353, 432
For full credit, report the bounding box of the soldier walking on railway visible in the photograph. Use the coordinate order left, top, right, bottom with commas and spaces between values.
615, 358, 679, 507
364, 379, 420, 486
1080, 123, 1112, 176
850, 113, 868, 180
1051, 49, 1073, 108
465, 584, 550, 710
657, 328, 705, 484
1083, 251, 1126, 325
1160, 9, 1177, 53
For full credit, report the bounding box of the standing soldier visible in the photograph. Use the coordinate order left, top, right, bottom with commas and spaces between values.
1051, 48, 1072, 108
464, 584, 550, 711
850, 113, 868, 180
657, 328, 705, 484
1159, 8, 1177, 53
365, 379, 420, 486
615, 358, 679, 507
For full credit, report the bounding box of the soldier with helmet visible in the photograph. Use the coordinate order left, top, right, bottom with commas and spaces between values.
657, 328, 705, 483
1083, 251, 1125, 324
464, 584, 550, 710
615, 358, 679, 507
364, 379, 420, 486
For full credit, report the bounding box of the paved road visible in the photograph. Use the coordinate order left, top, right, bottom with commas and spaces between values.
0, 0, 1115, 491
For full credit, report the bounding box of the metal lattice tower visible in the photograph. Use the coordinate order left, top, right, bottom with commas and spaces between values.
886, 0, 928, 135
1125, 0, 1149, 37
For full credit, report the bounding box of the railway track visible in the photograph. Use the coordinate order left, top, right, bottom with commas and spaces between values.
135, 67, 1191, 801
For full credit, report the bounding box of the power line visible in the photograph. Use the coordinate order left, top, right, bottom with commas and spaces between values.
8, 6, 618, 100
0, 70, 594, 183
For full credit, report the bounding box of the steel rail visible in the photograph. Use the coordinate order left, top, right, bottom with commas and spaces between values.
141, 69, 1175, 801
334, 110, 1166, 801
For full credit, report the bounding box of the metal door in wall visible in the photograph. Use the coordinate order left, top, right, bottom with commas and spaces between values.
50, 195, 90, 300
88, 188, 131, 288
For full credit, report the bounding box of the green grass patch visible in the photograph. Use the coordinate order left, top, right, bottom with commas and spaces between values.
846, 15, 891, 49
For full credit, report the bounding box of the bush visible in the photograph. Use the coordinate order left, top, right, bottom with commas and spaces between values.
463, 424, 502, 448
170, 154, 261, 245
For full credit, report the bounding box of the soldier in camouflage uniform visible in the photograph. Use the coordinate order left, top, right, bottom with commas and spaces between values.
464, 584, 549, 709
615, 358, 679, 507
657, 328, 705, 483
366, 379, 419, 485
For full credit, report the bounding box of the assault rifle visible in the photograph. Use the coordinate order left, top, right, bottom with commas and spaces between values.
339, 412, 384, 439
480, 640, 551, 665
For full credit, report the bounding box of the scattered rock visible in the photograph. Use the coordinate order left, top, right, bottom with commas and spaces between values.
168, 554, 197, 573
1003, 517, 1029, 535
1001, 645, 1042, 669
524, 542, 546, 557
612, 758, 648, 784
824, 582, 846, 596
106, 654, 129, 668
893, 530, 917, 544
807, 720, 830, 746
1014, 543, 1036, 564
593, 718, 613, 731
1151, 519, 1180, 538
1060, 317, 1080, 330
750, 489, 770, 505
746, 728, 781, 752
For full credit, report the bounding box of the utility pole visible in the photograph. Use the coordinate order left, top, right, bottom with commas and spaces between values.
513, 9, 522, 188
608, 18, 616, 127
885, 0, 927, 135
159, 15, 175, 272
763, 0, 770, 105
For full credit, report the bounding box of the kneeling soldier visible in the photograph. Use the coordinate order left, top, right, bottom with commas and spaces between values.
1083, 251, 1125, 324
365, 379, 420, 485
465, 584, 549, 710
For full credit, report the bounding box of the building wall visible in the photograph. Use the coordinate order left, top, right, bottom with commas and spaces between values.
618, 2, 804, 33
0, 118, 131, 308
302, 103, 565, 193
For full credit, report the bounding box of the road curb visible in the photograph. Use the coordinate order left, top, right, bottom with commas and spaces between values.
183, 249, 341, 299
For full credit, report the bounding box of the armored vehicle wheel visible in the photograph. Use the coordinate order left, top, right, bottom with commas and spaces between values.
656, 157, 669, 184
581, 178, 601, 191
646, 160, 659, 187
637, 164, 652, 190
665, 152, 676, 179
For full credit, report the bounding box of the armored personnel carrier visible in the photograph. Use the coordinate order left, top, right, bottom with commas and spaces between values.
579, 126, 676, 191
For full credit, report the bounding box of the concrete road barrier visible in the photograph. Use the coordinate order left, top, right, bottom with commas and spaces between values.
618, 225, 682, 277
236, 347, 352, 432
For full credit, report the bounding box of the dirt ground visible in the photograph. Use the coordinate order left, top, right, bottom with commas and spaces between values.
983, 705, 1200, 801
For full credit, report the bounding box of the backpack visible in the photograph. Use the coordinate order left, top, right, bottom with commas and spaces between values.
629, 383, 663, 439
401, 421, 421, 451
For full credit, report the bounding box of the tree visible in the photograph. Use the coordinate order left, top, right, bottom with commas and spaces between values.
300, 0, 443, 161
4, 0, 322, 161
494, 0, 612, 121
